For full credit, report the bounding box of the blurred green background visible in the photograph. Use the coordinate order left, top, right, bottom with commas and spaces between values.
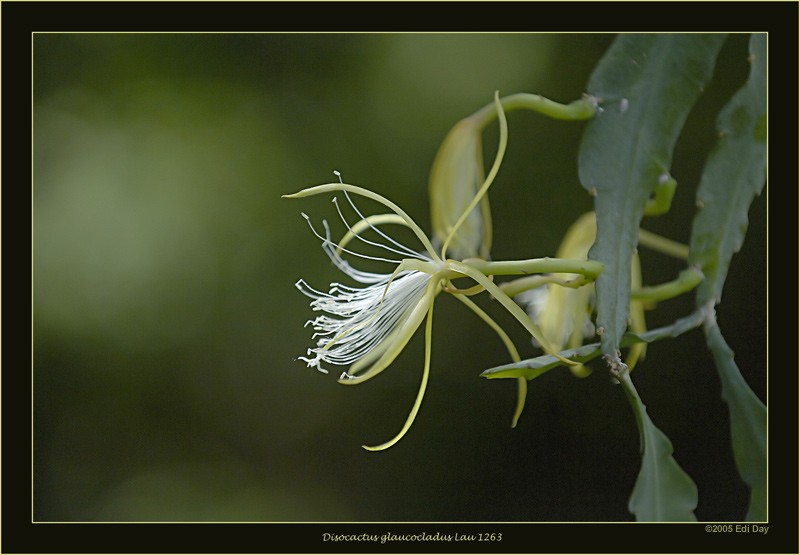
33, 33, 765, 522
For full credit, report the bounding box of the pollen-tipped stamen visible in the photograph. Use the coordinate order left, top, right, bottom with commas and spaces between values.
284, 182, 440, 261
331, 196, 427, 261
340, 189, 427, 260
302, 213, 402, 265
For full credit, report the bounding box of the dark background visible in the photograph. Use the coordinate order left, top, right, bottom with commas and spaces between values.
31, 31, 766, 524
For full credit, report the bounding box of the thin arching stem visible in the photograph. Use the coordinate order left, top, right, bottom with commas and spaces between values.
638, 228, 690, 260
631, 267, 704, 302
469, 92, 597, 131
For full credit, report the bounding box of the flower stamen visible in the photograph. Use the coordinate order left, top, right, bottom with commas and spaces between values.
302, 213, 403, 265
340, 187, 427, 260
331, 194, 427, 261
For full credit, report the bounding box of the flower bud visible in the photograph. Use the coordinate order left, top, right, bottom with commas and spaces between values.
517, 212, 597, 377
428, 116, 491, 260
517, 211, 649, 376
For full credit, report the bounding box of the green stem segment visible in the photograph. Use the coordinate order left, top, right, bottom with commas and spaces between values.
638, 229, 690, 260
463, 257, 604, 279
499, 274, 591, 298
631, 267, 703, 302
448, 260, 578, 367
470, 93, 597, 130
643, 176, 678, 216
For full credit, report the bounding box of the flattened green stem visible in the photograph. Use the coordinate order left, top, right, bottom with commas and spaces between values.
631, 267, 704, 302
638, 229, 690, 260
441, 91, 507, 259
448, 260, 578, 367
463, 257, 604, 279
643, 175, 678, 216
481, 307, 707, 380
284, 183, 440, 261
452, 293, 527, 427
470, 93, 597, 130
362, 295, 436, 452
617, 371, 643, 438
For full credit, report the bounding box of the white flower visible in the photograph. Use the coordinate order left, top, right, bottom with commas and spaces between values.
295, 207, 439, 380
513, 211, 646, 376
283, 93, 586, 450
286, 181, 446, 451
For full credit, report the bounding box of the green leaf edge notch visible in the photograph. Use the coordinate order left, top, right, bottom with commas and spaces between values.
688, 33, 767, 522
577, 33, 728, 521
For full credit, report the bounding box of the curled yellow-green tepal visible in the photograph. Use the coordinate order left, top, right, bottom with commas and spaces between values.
428, 115, 490, 260
429, 91, 508, 261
